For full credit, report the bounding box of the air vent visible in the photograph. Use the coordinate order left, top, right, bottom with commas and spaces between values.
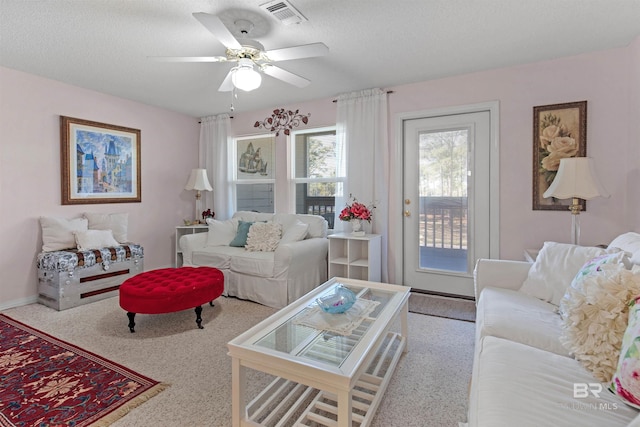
260, 0, 308, 25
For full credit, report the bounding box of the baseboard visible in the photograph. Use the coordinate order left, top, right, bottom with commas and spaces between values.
0, 295, 39, 311
410, 289, 475, 302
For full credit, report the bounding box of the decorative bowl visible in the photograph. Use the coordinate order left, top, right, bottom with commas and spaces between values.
316, 285, 357, 314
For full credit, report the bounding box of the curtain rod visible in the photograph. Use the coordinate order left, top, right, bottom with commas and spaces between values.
332, 90, 394, 103
198, 116, 233, 124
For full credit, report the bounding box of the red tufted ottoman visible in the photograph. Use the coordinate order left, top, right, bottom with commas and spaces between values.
119, 267, 224, 332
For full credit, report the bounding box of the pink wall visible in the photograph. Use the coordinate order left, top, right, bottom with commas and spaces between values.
232, 40, 639, 264
0, 67, 200, 307
2, 38, 637, 306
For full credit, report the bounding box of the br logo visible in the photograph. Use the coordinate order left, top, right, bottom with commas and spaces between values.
573, 383, 603, 398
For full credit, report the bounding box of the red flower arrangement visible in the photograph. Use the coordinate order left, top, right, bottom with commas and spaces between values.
339, 195, 374, 222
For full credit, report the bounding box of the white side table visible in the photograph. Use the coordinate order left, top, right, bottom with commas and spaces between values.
328, 233, 382, 281
175, 225, 208, 267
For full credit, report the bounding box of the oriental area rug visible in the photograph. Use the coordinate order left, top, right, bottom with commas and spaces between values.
0, 314, 168, 426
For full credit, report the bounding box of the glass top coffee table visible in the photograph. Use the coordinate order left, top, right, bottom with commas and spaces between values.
227, 277, 410, 426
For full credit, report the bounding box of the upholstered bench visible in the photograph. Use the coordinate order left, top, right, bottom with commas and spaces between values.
119, 267, 224, 332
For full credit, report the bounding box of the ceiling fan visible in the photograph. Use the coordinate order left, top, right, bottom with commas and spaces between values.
154, 12, 329, 92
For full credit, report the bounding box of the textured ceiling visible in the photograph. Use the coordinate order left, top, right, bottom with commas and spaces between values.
1, 0, 639, 118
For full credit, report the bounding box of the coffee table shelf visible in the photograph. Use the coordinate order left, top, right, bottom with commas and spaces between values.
228, 277, 410, 427
246, 331, 404, 426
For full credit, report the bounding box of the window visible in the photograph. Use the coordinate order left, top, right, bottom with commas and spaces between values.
232, 134, 275, 213
290, 127, 342, 228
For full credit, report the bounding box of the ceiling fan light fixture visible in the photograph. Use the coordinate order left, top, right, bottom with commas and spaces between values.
232, 59, 262, 91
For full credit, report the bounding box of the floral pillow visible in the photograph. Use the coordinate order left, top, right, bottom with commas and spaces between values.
245, 222, 282, 252
559, 263, 640, 382
610, 293, 640, 409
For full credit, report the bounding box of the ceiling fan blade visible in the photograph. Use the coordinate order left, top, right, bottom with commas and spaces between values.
218, 69, 235, 92
193, 12, 242, 50
262, 64, 310, 88
149, 56, 228, 63
265, 43, 329, 62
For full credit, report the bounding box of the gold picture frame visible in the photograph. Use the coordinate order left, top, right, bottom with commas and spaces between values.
532, 101, 587, 211
61, 116, 141, 205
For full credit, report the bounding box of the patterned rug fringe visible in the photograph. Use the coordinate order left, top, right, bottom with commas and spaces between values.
88, 382, 170, 427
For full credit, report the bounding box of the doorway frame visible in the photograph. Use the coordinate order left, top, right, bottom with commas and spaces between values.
392, 101, 500, 287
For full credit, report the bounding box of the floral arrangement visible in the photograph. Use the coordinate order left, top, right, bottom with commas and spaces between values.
339, 195, 374, 222
538, 113, 579, 185
202, 209, 215, 220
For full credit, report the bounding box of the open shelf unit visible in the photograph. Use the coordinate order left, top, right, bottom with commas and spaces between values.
328, 233, 381, 281
246, 331, 405, 427
175, 225, 208, 267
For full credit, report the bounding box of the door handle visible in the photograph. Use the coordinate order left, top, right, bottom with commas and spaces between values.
404, 210, 411, 217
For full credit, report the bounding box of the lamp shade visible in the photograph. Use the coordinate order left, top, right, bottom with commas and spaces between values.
232, 59, 262, 92
185, 168, 213, 192
543, 157, 609, 200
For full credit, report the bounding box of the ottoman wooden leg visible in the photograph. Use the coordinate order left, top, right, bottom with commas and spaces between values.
195, 306, 204, 329
127, 312, 136, 333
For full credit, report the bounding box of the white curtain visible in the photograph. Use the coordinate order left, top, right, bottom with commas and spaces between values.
335, 88, 390, 282
199, 114, 234, 220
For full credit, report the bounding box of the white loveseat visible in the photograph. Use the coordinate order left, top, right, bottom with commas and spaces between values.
468, 234, 640, 427
179, 211, 328, 309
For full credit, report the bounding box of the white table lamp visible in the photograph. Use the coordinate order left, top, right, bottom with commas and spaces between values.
185, 168, 213, 222
543, 157, 609, 245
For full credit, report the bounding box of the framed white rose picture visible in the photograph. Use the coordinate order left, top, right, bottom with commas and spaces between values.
532, 101, 587, 211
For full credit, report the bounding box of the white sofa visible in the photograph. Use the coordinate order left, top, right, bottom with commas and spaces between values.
179, 211, 328, 309
468, 236, 640, 427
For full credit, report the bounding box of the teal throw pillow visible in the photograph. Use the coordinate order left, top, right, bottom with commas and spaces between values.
229, 221, 254, 247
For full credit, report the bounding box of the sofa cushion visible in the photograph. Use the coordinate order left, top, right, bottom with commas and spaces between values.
559, 263, 640, 382
230, 250, 275, 278
476, 287, 570, 356
520, 241, 607, 305
230, 220, 254, 247
609, 232, 640, 257
74, 229, 120, 251
611, 294, 640, 409
205, 218, 237, 246
40, 216, 89, 252
246, 222, 282, 252
280, 220, 309, 244
191, 246, 240, 269
84, 212, 128, 243
469, 336, 638, 427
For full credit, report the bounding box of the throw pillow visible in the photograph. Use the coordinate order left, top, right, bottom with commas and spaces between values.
74, 229, 120, 251
84, 212, 128, 243
559, 251, 629, 319
610, 292, 640, 409
520, 241, 608, 305
246, 222, 283, 252
560, 264, 640, 382
230, 220, 254, 247
205, 218, 237, 247
279, 220, 309, 244
609, 232, 640, 256
40, 216, 88, 252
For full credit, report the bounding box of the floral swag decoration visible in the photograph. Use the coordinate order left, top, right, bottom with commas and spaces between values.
339, 195, 375, 223
254, 108, 311, 137
538, 113, 579, 186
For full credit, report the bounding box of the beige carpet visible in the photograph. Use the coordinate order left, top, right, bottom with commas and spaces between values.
2, 295, 474, 426
408, 292, 476, 322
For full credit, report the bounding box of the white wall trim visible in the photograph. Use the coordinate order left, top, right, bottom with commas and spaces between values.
392, 100, 500, 286
0, 295, 39, 311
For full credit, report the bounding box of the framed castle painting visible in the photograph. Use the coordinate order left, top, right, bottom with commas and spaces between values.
60, 116, 141, 205
532, 101, 587, 211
